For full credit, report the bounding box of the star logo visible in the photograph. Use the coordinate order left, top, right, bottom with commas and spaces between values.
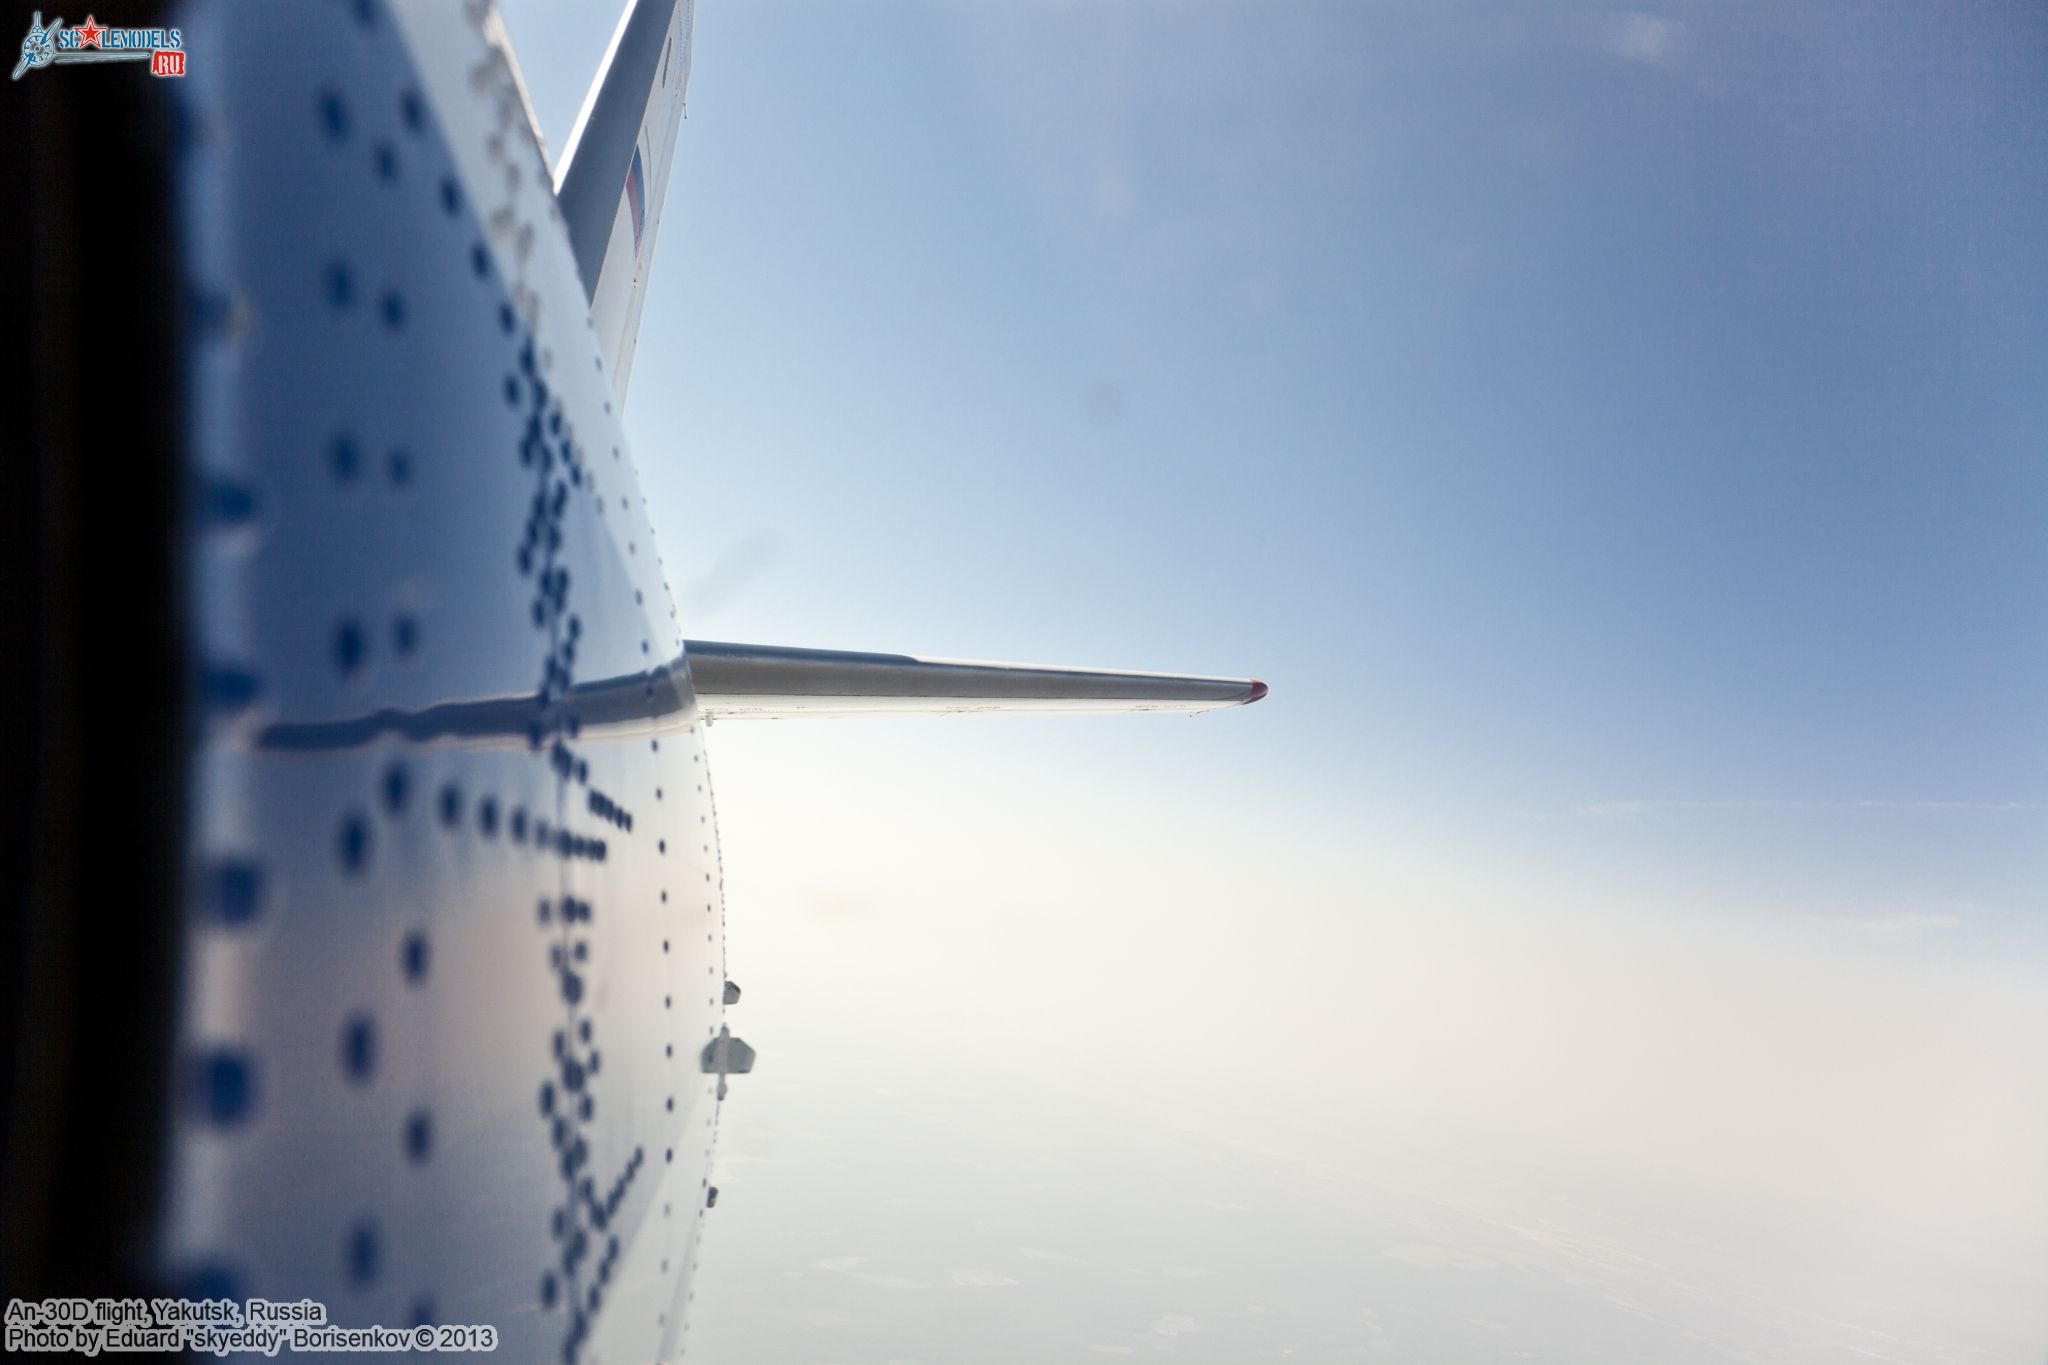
75, 15, 102, 48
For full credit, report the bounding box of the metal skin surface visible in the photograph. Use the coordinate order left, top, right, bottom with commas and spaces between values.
127, 4, 1263, 1360
167, 4, 722, 1361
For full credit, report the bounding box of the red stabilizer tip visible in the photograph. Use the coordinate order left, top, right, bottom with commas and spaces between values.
1244, 679, 1269, 704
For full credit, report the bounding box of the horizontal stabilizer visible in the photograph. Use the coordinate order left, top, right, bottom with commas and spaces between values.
250, 642, 1260, 754
685, 640, 1266, 719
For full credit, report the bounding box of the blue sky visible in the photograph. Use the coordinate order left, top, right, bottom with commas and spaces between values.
497, 0, 2048, 950
491, 4, 2048, 1353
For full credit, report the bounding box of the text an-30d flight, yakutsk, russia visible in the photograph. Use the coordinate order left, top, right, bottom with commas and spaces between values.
3, 2, 1264, 1360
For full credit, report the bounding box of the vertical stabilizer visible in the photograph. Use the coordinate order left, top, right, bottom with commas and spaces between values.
555, 0, 693, 400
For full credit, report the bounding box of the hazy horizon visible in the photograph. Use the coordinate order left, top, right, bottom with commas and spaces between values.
496, 1, 2048, 1358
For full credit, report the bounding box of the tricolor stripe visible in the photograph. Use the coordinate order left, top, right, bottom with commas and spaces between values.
625, 145, 646, 254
